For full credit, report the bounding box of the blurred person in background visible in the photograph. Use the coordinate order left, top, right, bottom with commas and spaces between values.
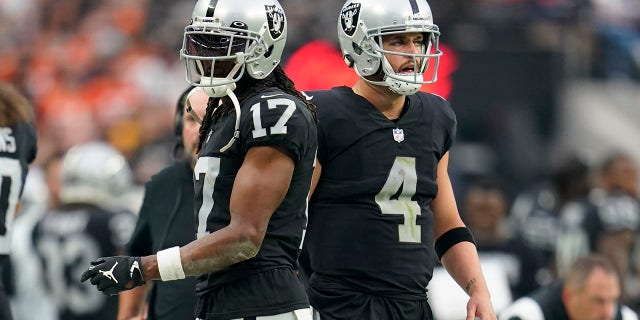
462, 177, 540, 299
117, 86, 207, 320
9, 153, 62, 320
556, 152, 640, 310
499, 254, 638, 320
597, 152, 639, 198
81, 0, 318, 319
33, 141, 136, 320
0, 82, 37, 320
591, 0, 640, 81
507, 155, 592, 288
429, 176, 539, 318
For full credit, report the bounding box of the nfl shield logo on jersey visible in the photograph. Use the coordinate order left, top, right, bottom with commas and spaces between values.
392, 128, 404, 143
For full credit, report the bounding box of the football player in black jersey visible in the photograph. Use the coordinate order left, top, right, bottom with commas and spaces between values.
33, 141, 136, 320
117, 86, 208, 320
299, 1, 495, 319
81, 0, 318, 319
0, 82, 37, 320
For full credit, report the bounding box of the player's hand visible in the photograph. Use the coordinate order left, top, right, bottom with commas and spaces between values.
80, 256, 145, 296
466, 292, 497, 320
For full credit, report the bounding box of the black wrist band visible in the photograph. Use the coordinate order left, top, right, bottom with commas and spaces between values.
434, 227, 476, 260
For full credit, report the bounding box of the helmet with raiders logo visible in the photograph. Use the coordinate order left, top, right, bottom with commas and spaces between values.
59, 141, 133, 209
337, 0, 442, 95
181, 0, 287, 97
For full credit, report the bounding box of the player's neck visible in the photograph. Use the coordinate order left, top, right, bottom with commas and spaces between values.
352, 81, 406, 120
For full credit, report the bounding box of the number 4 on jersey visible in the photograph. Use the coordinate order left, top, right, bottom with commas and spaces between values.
375, 156, 421, 243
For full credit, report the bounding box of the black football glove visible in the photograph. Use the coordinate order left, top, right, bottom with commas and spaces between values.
80, 256, 145, 296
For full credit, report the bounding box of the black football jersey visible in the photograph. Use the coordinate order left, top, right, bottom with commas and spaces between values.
126, 160, 197, 320
32, 204, 135, 320
192, 87, 316, 314
304, 86, 456, 299
0, 121, 37, 254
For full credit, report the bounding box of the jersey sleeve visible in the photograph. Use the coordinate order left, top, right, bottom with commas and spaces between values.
439, 99, 457, 155
418, 93, 457, 158
306, 89, 341, 167
239, 93, 313, 162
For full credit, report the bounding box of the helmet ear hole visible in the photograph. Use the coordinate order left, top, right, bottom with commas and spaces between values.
351, 42, 363, 55
264, 45, 274, 58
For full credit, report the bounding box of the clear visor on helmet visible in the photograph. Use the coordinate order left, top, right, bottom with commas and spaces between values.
181, 24, 259, 87
369, 25, 442, 84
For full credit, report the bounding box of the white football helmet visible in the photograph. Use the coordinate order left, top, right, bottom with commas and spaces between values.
338, 0, 442, 95
59, 142, 132, 209
181, 0, 287, 97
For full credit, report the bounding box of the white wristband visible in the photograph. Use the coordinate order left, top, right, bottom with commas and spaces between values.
156, 246, 185, 281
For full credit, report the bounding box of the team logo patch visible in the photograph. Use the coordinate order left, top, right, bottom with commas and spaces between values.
340, 3, 361, 36
265, 5, 285, 39
392, 128, 404, 143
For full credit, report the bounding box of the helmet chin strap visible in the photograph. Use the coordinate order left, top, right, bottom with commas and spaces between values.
202, 82, 236, 98
185, 87, 203, 125
361, 58, 423, 95
187, 86, 240, 153
197, 55, 245, 152
219, 86, 241, 152
381, 58, 422, 95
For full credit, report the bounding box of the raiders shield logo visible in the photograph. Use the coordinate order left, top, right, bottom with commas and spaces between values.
392, 128, 404, 143
340, 3, 361, 37
265, 5, 285, 39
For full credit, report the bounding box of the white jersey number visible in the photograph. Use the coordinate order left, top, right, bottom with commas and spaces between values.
36, 233, 103, 314
250, 98, 296, 138
194, 156, 221, 239
375, 156, 421, 243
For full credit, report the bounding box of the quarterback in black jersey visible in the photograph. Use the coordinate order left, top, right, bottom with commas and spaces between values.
81, 1, 317, 319
0, 82, 37, 320
300, 1, 495, 319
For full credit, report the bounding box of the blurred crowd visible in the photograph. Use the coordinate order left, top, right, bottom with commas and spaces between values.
1, 0, 194, 185
1, 0, 639, 178
2, 0, 640, 319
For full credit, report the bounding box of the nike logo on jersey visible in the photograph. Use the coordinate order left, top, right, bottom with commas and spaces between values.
261, 93, 283, 99
301, 92, 313, 100
99, 261, 119, 284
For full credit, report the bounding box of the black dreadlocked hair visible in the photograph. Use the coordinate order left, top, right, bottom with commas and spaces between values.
196, 65, 317, 153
